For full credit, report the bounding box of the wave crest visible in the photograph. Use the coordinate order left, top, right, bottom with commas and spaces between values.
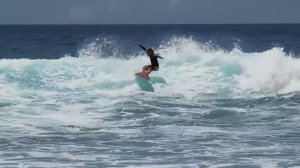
1, 36, 300, 98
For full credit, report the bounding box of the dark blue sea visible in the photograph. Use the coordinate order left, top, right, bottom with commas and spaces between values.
0, 24, 300, 167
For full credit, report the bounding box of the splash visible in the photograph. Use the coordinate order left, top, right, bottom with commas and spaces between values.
1, 36, 300, 99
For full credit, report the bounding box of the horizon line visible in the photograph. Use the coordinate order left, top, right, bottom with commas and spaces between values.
1, 23, 300, 26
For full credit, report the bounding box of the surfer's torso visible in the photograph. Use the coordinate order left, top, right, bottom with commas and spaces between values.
150, 55, 159, 67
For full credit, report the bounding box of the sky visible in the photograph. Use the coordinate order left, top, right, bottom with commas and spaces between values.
0, 0, 300, 24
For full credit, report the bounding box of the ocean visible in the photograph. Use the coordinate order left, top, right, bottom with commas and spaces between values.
0, 24, 300, 167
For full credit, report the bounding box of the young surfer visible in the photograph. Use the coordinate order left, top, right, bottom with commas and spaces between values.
135, 45, 166, 91
139, 45, 163, 76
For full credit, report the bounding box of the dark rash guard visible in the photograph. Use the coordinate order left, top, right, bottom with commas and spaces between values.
150, 55, 159, 67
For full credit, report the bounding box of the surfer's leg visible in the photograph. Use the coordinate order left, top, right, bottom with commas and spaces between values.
143, 65, 152, 73
148, 66, 159, 73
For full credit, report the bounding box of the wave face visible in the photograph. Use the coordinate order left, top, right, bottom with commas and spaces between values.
2, 36, 300, 96
1, 25, 300, 167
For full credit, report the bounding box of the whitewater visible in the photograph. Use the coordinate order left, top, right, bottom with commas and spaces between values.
0, 26, 300, 167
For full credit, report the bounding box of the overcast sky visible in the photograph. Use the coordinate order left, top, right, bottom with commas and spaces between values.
0, 0, 299, 24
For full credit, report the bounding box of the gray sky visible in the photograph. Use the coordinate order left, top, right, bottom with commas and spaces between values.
0, 0, 300, 24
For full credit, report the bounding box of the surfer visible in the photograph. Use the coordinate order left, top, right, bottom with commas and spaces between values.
135, 45, 166, 91
139, 45, 163, 75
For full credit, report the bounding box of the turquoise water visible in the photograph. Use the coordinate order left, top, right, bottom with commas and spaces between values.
0, 25, 300, 167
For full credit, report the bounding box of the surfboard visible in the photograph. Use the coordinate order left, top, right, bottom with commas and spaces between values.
135, 72, 166, 92
149, 76, 167, 84
135, 73, 154, 92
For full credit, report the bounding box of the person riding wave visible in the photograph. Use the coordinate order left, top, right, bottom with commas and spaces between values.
139, 45, 163, 75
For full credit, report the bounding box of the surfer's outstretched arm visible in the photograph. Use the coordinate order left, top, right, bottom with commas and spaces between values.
139, 45, 146, 51
155, 55, 164, 59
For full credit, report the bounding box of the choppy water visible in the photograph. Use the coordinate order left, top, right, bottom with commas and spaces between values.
0, 25, 300, 167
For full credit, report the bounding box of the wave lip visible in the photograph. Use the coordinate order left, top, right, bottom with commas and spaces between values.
1, 37, 300, 98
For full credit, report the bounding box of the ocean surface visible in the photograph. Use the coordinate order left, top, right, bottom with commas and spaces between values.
0, 24, 300, 167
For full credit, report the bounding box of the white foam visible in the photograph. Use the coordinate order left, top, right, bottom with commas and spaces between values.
1, 37, 300, 99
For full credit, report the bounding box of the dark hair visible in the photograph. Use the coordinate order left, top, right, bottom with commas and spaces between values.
146, 48, 154, 53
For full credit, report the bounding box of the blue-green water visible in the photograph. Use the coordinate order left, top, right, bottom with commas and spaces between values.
0, 25, 300, 167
